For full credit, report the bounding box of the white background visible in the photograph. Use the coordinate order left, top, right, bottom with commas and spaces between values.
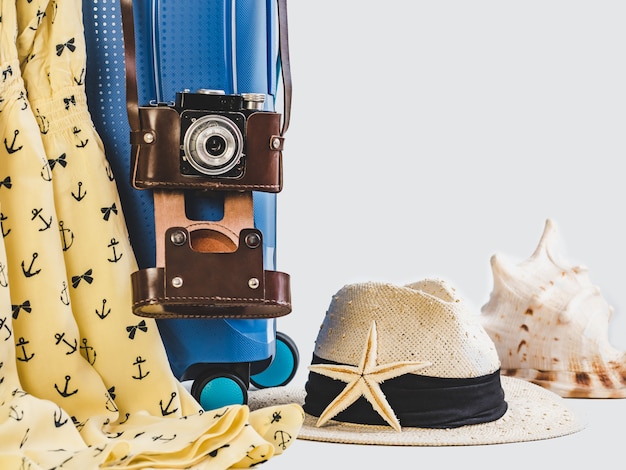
265, 1, 626, 469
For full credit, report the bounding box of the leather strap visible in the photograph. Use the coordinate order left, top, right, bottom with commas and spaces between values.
120, 0, 140, 132
131, 268, 292, 319
120, 0, 292, 136
277, 0, 291, 135
130, 227, 292, 319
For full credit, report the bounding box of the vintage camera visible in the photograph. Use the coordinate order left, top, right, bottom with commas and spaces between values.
175, 89, 267, 179
130, 86, 289, 320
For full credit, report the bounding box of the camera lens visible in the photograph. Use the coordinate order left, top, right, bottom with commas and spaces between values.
205, 135, 227, 157
183, 115, 243, 176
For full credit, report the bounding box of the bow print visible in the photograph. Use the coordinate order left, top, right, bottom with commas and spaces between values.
11, 301, 32, 319
71, 269, 94, 288
100, 203, 117, 221
55, 38, 76, 56
48, 153, 67, 170
126, 320, 148, 340
63, 95, 76, 110
0, 176, 11, 189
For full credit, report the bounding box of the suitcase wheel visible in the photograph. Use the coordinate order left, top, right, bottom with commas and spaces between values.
191, 371, 248, 411
250, 331, 299, 389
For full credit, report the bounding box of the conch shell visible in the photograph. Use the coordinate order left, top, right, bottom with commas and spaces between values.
480, 219, 626, 398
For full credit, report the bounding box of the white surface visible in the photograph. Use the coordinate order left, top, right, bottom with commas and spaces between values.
267, 1, 626, 468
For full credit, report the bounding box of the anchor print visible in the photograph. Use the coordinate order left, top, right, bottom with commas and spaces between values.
12, 388, 28, 398
0, 176, 11, 188
80, 338, 96, 365
0, 260, 8, 286
11, 389, 27, 399
74, 68, 85, 86
273, 430, 293, 451
54, 332, 78, 354
16, 337, 34, 362
57, 456, 75, 468
59, 221, 74, 251
105, 391, 118, 413
93, 445, 107, 457
20, 428, 29, 449
95, 298, 111, 319
0, 316, 12, 340
12, 301, 31, 319
17, 91, 27, 111
54, 406, 68, 427
63, 95, 76, 110
21, 252, 41, 277
160, 392, 178, 416
29, 8, 46, 30
71, 416, 86, 431
31, 208, 52, 231
35, 108, 49, 134
56, 38, 76, 56
107, 238, 122, 262
59, 281, 70, 305
51, 0, 58, 23
71, 181, 86, 201
40, 160, 52, 181
71, 268, 93, 288
1, 212, 10, 237
54, 375, 78, 397
4, 129, 23, 154
101, 203, 117, 221
132, 356, 150, 380
151, 434, 177, 442
243, 444, 267, 464
105, 164, 115, 181
72, 126, 88, 148
48, 153, 67, 170
1, 65, 12, 82
212, 408, 229, 419
126, 320, 148, 339
118, 413, 130, 425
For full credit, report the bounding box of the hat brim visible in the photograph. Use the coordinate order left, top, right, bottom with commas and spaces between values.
248, 376, 586, 446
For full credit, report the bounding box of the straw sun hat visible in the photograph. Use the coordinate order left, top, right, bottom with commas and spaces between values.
248, 279, 585, 446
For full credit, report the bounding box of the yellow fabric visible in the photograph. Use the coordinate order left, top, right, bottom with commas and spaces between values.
0, 0, 303, 468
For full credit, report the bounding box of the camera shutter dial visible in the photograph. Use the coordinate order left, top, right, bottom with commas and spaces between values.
183, 115, 244, 176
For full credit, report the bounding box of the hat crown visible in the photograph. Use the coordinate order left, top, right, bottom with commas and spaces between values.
314, 279, 500, 379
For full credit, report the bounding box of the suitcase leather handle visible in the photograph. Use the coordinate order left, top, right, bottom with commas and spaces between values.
120, 0, 292, 136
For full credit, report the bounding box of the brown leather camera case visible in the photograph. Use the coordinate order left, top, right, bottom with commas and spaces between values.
130, 106, 284, 192
131, 227, 291, 319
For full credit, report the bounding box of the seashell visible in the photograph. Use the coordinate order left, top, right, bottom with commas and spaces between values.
480, 218, 626, 398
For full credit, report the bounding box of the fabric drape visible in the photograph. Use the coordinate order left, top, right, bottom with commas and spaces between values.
0, 0, 303, 468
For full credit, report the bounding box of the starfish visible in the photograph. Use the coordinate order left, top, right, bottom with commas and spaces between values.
308, 320, 431, 431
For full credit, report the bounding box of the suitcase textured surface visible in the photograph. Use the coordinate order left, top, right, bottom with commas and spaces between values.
82, 0, 297, 410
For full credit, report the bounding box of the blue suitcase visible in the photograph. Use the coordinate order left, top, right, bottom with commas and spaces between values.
82, 0, 298, 410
